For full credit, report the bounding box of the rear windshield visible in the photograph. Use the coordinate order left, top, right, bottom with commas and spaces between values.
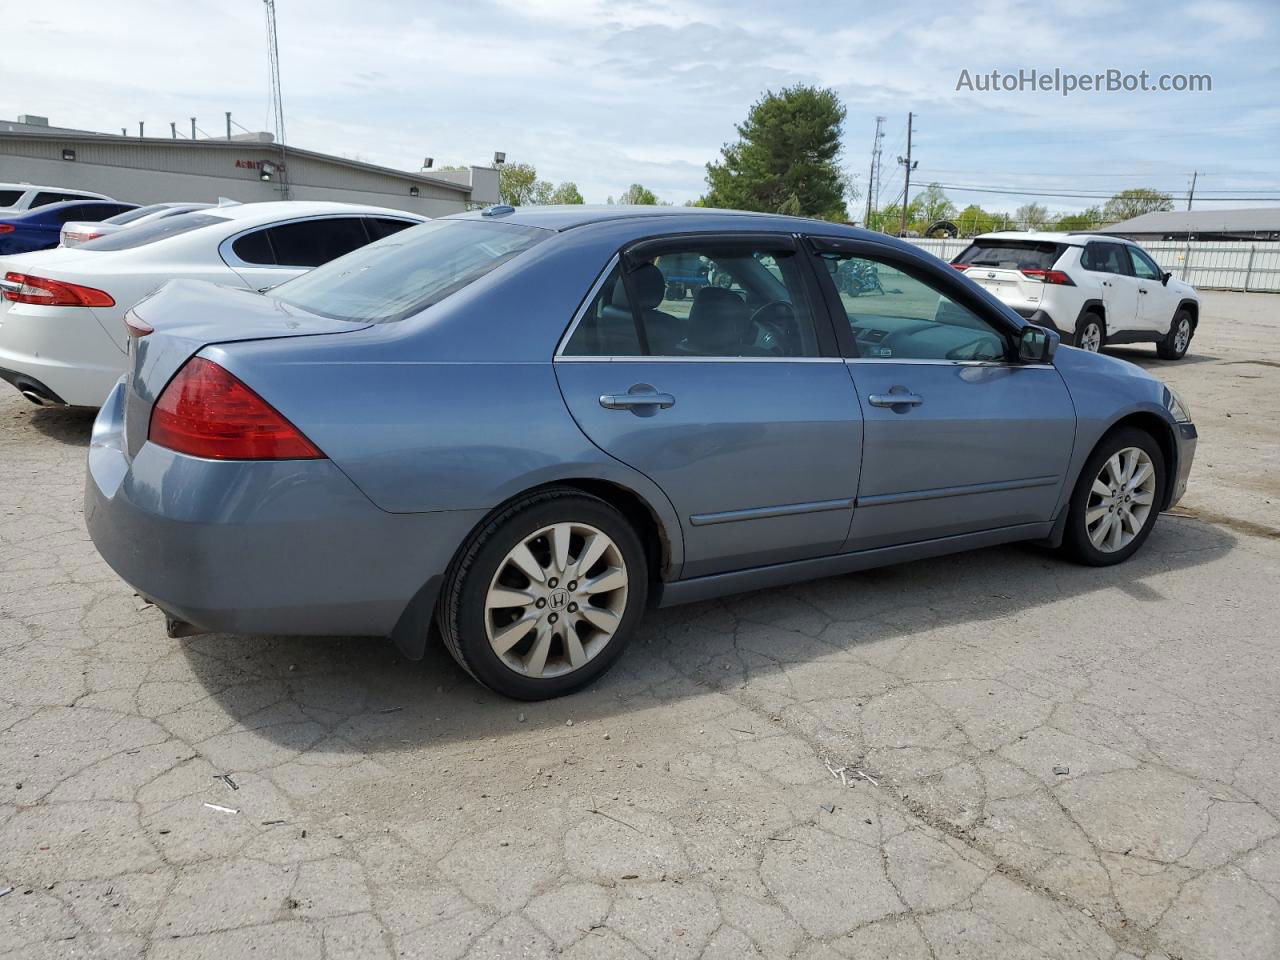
79, 212, 231, 251
104, 204, 171, 225
269, 219, 548, 324
0, 190, 23, 206
953, 240, 1066, 270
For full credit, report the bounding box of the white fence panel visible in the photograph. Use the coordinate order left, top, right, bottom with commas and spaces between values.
900, 237, 1280, 292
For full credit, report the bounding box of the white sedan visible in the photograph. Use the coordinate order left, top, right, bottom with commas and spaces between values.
59, 201, 218, 248
0, 201, 425, 407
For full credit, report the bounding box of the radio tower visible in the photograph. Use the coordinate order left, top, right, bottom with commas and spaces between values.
864, 116, 885, 227
264, 0, 290, 198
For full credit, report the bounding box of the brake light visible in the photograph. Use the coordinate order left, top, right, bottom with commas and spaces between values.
149, 357, 325, 461
951, 263, 969, 271
1022, 269, 1075, 285
0, 224, 14, 234
3, 272, 116, 307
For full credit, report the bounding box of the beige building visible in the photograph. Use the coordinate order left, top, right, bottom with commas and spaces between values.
0, 115, 499, 217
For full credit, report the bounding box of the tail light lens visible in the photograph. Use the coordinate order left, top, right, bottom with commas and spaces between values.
3, 271, 116, 307
0, 224, 14, 234
951, 263, 969, 271
1022, 269, 1075, 285
149, 357, 325, 461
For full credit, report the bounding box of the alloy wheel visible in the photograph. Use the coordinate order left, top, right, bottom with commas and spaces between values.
1079, 322, 1102, 352
484, 522, 629, 679
1085, 447, 1157, 552
1174, 317, 1191, 354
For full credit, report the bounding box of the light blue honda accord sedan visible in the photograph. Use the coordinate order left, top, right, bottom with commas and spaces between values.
85, 206, 1197, 699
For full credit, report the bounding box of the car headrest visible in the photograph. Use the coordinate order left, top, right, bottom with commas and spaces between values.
686, 286, 749, 353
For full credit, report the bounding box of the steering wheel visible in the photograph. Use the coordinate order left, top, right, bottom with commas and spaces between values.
749, 300, 796, 355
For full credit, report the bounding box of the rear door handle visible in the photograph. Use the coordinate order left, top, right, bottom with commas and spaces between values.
599, 385, 675, 410
869, 391, 923, 408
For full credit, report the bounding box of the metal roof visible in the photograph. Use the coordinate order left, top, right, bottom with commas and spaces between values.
1097, 207, 1280, 235
0, 130, 474, 195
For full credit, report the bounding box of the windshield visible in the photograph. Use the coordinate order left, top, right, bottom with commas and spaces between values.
79, 212, 231, 251
953, 240, 1066, 270
104, 204, 172, 226
269, 219, 549, 323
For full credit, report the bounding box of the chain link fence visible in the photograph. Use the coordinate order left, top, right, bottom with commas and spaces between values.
901, 238, 1280, 292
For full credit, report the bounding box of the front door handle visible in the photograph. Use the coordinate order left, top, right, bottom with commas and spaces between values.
599, 384, 675, 410
869, 391, 923, 408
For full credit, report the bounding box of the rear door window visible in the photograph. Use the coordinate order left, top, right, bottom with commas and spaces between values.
266, 217, 370, 267
1081, 242, 1130, 274
231, 229, 275, 265
367, 217, 417, 241
953, 240, 1065, 271
0, 190, 23, 206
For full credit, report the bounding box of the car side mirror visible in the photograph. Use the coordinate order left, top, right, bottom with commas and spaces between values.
1161, 271, 1172, 285
1018, 325, 1058, 364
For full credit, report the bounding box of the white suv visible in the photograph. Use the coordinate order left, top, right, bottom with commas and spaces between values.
951, 231, 1199, 360
0, 183, 112, 217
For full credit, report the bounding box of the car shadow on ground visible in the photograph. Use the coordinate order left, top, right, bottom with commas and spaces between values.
177, 515, 1236, 756
1105, 346, 1215, 368
27, 405, 96, 445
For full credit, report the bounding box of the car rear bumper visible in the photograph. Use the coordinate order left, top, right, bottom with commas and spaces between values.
85, 380, 485, 639
0, 303, 125, 406
1011, 307, 1063, 335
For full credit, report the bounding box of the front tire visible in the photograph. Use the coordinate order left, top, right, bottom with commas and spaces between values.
1074, 312, 1105, 352
1157, 309, 1194, 360
436, 488, 648, 700
1061, 427, 1166, 566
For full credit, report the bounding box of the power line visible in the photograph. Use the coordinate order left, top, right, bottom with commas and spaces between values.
929, 182, 1280, 201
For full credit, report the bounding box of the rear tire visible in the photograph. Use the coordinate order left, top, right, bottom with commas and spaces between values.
1074, 312, 1105, 352
436, 487, 648, 700
1157, 309, 1194, 360
1061, 427, 1166, 566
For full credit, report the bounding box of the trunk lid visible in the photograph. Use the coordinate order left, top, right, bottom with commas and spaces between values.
123, 278, 369, 457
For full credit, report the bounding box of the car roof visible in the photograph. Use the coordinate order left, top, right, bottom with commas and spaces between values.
6, 199, 131, 219
444, 204, 868, 234
971, 229, 1137, 247
207, 200, 426, 225
0, 182, 108, 196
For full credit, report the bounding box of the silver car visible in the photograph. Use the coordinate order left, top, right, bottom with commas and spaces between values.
60, 202, 217, 248
85, 206, 1198, 701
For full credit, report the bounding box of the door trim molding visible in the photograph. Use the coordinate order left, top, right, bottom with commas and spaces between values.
856, 474, 1060, 507
689, 497, 855, 527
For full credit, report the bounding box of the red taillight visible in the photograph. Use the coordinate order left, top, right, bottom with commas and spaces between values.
0, 224, 14, 234
3, 271, 116, 307
149, 358, 325, 461
1022, 269, 1075, 285
951, 263, 969, 271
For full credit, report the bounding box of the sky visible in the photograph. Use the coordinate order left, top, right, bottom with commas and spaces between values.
5, 0, 1278, 216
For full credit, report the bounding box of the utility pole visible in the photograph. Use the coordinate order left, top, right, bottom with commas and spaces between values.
864, 116, 885, 227
1186, 170, 1198, 210
897, 112, 918, 236
170, 121, 177, 139
1182, 171, 1198, 282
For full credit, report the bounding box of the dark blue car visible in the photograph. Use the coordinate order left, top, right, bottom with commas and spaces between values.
0, 200, 137, 255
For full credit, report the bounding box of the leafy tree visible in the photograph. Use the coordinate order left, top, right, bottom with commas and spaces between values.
1054, 206, 1104, 231
1102, 188, 1173, 222
618, 183, 661, 205
916, 183, 955, 225
703, 85, 849, 220
955, 204, 998, 237
548, 182, 584, 204
1014, 202, 1050, 230
499, 163, 545, 206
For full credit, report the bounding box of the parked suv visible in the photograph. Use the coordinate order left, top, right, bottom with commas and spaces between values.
0, 183, 112, 217
952, 232, 1199, 360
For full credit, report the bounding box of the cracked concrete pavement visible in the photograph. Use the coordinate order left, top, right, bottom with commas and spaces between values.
1, 290, 1278, 959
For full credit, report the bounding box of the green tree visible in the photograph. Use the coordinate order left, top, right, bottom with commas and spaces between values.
1101, 188, 1174, 222
916, 183, 955, 226
703, 84, 849, 220
1014, 202, 1050, 230
547, 182, 584, 204
618, 183, 660, 205
499, 162, 545, 205
955, 204, 997, 237
1054, 206, 1104, 231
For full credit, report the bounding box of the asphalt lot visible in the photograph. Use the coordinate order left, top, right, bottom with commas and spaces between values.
1, 289, 1278, 959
